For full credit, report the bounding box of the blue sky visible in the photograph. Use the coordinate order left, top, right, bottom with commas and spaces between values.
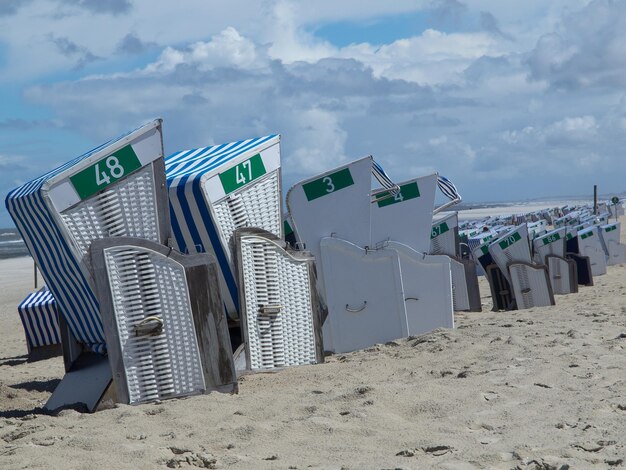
1, 0, 624, 227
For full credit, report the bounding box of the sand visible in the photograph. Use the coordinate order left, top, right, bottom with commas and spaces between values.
1, 226, 626, 469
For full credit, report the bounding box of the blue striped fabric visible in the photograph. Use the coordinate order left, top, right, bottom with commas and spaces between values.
437, 174, 461, 201
165, 134, 279, 319
18, 288, 61, 350
5, 123, 149, 354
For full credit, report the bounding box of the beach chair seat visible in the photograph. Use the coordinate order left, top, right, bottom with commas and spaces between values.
508, 262, 555, 309
485, 264, 514, 311
90, 237, 237, 405
234, 229, 324, 371
17, 287, 61, 358
166, 135, 282, 321
545, 255, 578, 295
566, 253, 594, 286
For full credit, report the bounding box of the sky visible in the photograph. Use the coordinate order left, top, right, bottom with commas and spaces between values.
1, 0, 625, 226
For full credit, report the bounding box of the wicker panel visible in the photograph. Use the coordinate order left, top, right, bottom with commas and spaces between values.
212, 171, 281, 248
450, 258, 470, 311
62, 166, 159, 269
509, 262, 554, 309
104, 246, 205, 404
239, 235, 317, 370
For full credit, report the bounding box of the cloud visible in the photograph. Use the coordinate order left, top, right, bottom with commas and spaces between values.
49, 35, 102, 69
115, 33, 157, 55
0, 0, 32, 16
480, 11, 514, 40
0, 119, 62, 130
527, 0, 626, 89
58, 0, 132, 15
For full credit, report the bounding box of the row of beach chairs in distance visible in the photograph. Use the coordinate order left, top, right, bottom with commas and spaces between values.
462, 204, 625, 311
7, 119, 469, 411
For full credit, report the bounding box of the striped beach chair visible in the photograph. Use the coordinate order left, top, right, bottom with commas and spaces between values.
165, 135, 282, 322
5, 119, 169, 356
17, 287, 61, 354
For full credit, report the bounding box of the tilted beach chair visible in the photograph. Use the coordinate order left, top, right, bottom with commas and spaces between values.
472, 243, 513, 311
577, 226, 607, 276
488, 225, 554, 309
5, 120, 170, 411
598, 222, 626, 265
165, 135, 282, 322
233, 229, 324, 370
564, 229, 594, 287
532, 228, 577, 295
90, 237, 236, 404
430, 212, 481, 311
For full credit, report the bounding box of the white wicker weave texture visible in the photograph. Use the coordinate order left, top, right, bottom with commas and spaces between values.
240, 236, 316, 370
62, 166, 160, 269
104, 246, 205, 404
509, 264, 552, 309
213, 171, 281, 248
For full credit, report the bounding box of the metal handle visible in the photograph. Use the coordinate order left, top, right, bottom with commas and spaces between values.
345, 301, 367, 312
258, 304, 282, 315
405, 297, 419, 301
134, 316, 164, 337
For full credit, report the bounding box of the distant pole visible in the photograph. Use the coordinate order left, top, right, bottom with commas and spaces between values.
34, 261, 38, 289
593, 185, 598, 215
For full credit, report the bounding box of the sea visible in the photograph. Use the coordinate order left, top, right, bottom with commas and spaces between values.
0, 228, 29, 260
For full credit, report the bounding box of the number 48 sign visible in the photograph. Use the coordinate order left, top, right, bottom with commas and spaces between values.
70, 145, 142, 200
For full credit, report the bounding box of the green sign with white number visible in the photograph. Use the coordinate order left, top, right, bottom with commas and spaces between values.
498, 231, 522, 250
542, 232, 561, 246
605, 225, 617, 233
70, 145, 142, 200
580, 231, 593, 240
431, 221, 450, 239
480, 245, 489, 255
375, 182, 420, 208
302, 168, 354, 201
219, 154, 266, 195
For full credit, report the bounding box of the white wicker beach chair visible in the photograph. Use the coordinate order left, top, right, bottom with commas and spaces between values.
234, 229, 323, 371
508, 262, 555, 309
599, 222, 626, 265
577, 226, 607, 276
90, 237, 237, 405
166, 135, 282, 321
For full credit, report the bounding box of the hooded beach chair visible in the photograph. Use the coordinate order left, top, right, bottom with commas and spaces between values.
577, 226, 607, 276
233, 228, 324, 371
472, 242, 513, 311
532, 227, 577, 295
598, 222, 626, 265
488, 225, 554, 309
90, 237, 236, 404
5, 120, 170, 411
165, 135, 282, 322
430, 212, 481, 311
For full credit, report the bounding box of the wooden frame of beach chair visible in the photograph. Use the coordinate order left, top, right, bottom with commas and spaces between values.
233, 228, 324, 371
165, 135, 282, 323
507, 261, 555, 309
90, 237, 237, 405
577, 226, 607, 277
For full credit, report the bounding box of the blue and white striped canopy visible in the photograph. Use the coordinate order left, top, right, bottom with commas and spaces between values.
5, 122, 155, 354
165, 134, 279, 319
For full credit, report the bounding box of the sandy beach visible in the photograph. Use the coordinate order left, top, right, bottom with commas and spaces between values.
1, 222, 626, 469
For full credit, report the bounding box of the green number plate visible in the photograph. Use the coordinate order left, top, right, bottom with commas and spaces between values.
219, 154, 266, 195
605, 225, 617, 233
70, 145, 142, 200
566, 233, 573, 240
498, 231, 522, 250
431, 221, 450, 239
580, 231, 593, 240
284, 220, 294, 236
480, 245, 490, 255
303, 168, 354, 201
375, 182, 420, 208
542, 233, 561, 245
